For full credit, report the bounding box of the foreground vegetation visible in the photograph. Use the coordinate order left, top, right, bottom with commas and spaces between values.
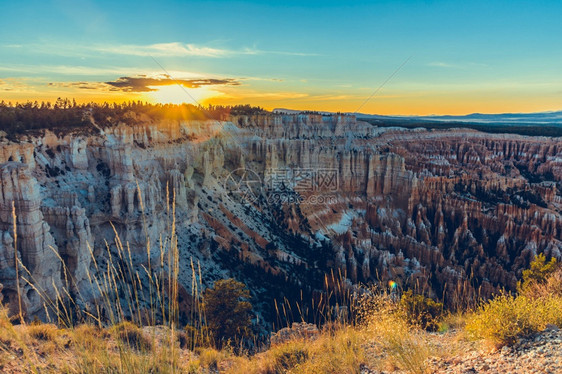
1, 254, 560, 373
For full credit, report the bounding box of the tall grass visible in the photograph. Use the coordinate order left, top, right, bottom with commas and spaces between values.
11, 200, 24, 325
272, 269, 363, 332
3, 185, 208, 372
268, 274, 446, 374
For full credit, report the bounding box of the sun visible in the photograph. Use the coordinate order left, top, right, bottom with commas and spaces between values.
146, 84, 217, 105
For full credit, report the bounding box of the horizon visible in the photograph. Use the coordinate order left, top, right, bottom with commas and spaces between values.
2, 0, 562, 115
3, 99, 562, 119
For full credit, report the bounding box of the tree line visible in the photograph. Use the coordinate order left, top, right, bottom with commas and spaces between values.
0, 99, 270, 137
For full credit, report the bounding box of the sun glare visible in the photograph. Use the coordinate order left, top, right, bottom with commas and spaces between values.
146, 84, 217, 105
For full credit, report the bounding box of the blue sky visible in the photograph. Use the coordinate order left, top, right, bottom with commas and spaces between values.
1, 0, 561, 114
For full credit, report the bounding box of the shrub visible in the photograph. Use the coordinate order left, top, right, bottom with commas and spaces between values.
203, 278, 253, 346
111, 321, 153, 352
520, 253, 559, 289
521, 267, 562, 300
400, 290, 444, 331
465, 292, 562, 347
466, 257, 562, 348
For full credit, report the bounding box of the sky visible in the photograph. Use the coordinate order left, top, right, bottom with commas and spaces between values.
1, 0, 561, 115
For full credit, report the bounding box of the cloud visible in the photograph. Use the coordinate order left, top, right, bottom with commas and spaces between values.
48, 81, 109, 90
104, 76, 240, 92
92, 42, 230, 58
428, 62, 459, 68
0, 78, 34, 92
92, 42, 319, 58
49, 75, 241, 93
0, 64, 217, 80
428, 61, 488, 69
2, 41, 318, 59
309, 94, 357, 101
240, 47, 319, 57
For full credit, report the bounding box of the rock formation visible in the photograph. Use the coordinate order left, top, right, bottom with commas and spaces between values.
1, 113, 562, 320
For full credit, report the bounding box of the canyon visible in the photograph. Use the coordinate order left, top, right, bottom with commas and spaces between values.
1, 112, 561, 324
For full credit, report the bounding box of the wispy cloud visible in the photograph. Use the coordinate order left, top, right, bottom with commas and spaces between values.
224, 91, 309, 100
93, 42, 319, 57
428, 62, 459, 68
240, 46, 318, 57
2, 41, 318, 59
0, 64, 144, 76
428, 61, 488, 69
308, 94, 357, 101
92, 42, 230, 57
47, 81, 111, 90
0, 64, 229, 82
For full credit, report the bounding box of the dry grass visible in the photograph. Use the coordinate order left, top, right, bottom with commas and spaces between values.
26, 323, 60, 342
188, 347, 231, 373
226, 324, 366, 374
0, 312, 196, 373
364, 304, 432, 374
111, 321, 153, 352
520, 267, 562, 300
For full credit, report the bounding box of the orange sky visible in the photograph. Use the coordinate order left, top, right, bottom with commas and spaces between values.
3, 82, 561, 116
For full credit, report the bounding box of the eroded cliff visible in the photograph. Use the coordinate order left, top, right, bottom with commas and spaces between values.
1, 113, 561, 322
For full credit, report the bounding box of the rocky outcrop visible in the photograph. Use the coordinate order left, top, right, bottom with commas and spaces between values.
0, 162, 61, 316
270, 322, 319, 345
231, 113, 370, 139
41, 205, 92, 291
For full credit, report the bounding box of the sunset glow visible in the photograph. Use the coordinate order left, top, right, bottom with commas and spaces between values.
146, 85, 219, 106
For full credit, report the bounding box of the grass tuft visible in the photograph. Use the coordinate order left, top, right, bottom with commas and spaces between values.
111, 321, 153, 352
